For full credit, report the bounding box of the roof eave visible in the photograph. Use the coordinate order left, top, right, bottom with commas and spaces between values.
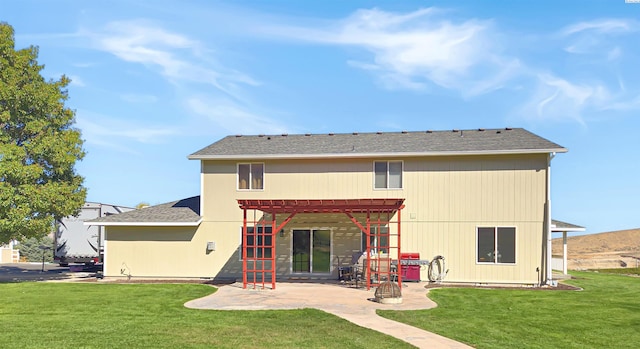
551, 227, 586, 232
188, 148, 568, 160
84, 218, 203, 227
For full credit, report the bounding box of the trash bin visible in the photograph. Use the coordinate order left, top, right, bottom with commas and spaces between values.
400, 252, 420, 282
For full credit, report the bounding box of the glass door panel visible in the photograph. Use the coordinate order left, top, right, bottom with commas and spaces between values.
312, 230, 331, 273
292, 229, 331, 273
292, 230, 310, 273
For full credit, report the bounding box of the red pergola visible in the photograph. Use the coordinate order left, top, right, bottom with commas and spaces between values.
238, 198, 405, 290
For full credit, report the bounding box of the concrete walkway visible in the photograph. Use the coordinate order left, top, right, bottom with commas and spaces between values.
185, 282, 472, 349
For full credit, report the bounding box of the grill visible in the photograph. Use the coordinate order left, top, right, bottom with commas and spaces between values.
374, 281, 402, 304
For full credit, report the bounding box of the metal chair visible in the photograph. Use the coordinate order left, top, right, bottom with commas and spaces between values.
350, 252, 365, 288
336, 255, 353, 282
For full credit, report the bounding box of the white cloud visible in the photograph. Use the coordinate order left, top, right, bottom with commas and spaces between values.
75, 110, 178, 152
67, 74, 86, 87
186, 96, 288, 135
263, 7, 520, 96
516, 74, 640, 124
89, 20, 259, 97
560, 19, 638, 36
560, 19, 638, 59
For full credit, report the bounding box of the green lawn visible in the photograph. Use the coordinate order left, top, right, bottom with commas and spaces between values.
379, 271, 640, 348
588, 267, 640, 275
0, 283, 411, 349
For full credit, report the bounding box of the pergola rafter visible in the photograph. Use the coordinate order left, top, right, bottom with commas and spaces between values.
238, 198, 405, 290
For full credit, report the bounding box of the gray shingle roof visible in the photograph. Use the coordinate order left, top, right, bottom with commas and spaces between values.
86, 196, 201, 226
189, 128, 566, 160
551, 219, 585, 231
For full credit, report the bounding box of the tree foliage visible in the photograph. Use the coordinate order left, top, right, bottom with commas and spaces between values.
0, 23, 86, 244
16, 235, 54, 262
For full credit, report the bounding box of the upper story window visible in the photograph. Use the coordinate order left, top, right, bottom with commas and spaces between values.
374, 161, 402, 189
477, 227, 516, 264
238, 163, 264, 190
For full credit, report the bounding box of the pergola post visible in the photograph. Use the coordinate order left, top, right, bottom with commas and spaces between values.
242, 209, 247, 288
563, 231, 568, 275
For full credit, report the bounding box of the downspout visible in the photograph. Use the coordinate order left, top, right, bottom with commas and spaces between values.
546, 152, 556, 286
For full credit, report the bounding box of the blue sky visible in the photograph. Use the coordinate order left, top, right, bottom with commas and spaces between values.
3, 0, 639, 235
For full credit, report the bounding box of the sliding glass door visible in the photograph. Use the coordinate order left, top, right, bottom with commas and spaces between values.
292, 229, 331, 273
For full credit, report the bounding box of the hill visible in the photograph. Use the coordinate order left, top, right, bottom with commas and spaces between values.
552, 228, 640, 270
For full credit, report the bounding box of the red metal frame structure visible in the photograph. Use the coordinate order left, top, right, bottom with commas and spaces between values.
238, 199, 405, 290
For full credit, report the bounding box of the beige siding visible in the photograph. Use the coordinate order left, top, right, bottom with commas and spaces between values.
108, 153, 548, 284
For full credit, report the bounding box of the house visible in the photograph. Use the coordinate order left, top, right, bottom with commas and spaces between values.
0, 240, 20, 263
87, 128, 569, 288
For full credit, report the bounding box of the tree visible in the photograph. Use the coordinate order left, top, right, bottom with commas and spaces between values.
16, 235, 54, 262
0, 23, 86, 244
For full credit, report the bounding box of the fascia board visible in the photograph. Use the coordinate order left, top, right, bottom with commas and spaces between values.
84, 218, 203, 227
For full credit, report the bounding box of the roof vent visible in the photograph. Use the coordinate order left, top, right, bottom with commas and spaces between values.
267, 136, 272, 140
352, 132, 358, 135
305, 133, 311, 136
478, 128, 485, 131
401, 130, 408, 134
452, 129, 459, 132
376, 131, 382, 135
282, 133, 288, 137
328, 132, 334, 136
258, 134, 265, 137
496, 130, 501, 134
235, 134, 242, 137
505, 127, 512, 131
426, 130, 433, 134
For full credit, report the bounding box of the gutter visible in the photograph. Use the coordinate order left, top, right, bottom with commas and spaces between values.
546, 152, 556, 286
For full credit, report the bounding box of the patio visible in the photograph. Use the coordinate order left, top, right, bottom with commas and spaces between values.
185, 281, 473, 348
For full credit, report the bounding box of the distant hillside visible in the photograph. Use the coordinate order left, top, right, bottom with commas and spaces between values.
552, 228, 640, 257
552, 228, 640, 269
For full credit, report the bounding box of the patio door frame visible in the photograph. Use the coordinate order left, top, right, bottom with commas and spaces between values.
290, 228, 333, 275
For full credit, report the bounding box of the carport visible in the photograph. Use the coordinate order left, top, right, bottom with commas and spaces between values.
238, 198, 405, 290
552, 219, 586, 275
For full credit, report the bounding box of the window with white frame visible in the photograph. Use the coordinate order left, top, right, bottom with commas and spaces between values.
374, 161, 402, 189
477, 227, 516, 264
237, 163, 264, 190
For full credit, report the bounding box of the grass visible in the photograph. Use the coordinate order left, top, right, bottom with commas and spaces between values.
0, 283, 411, 349
379, 271, 640, 348
588, 267, 640, 275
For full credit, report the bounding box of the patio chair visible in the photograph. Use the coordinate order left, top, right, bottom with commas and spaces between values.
350, 252, 365, 287
372, 257, 392, 283
336, 255, 353, 282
